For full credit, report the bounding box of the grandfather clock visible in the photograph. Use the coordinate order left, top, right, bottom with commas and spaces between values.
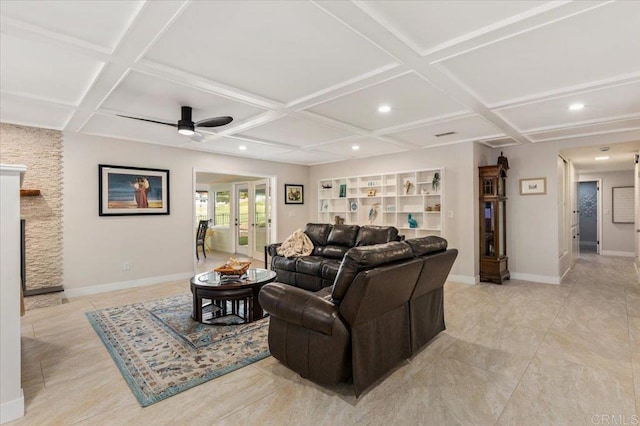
479, 164, 510, 284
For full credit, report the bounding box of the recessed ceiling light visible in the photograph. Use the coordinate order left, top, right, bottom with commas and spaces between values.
238, 145, 247, 151
568, 103, 585, 111
378, 105, 391, 113
594, 156, 609, 161
352, 145, 360, 150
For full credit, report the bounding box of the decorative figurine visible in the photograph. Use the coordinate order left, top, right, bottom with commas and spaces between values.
404, 179, 413, 195
497, 151, 509, 177
408, 213, 418, 228
432, 172, 440, 192
368, 203, 379, 224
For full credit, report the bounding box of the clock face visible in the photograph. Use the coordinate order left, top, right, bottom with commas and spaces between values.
351, 202, 358, 211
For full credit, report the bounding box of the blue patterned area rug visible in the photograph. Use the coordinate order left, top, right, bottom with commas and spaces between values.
86, 294, 270, 407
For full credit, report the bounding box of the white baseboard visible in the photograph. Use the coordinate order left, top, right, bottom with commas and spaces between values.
0, 390, 24, 424
600, 250, 635, 258
510, 272, 560, 285
64, 272, 192, 298
447, 274, 478, 285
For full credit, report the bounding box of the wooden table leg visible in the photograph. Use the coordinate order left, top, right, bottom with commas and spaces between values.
192, 291, 202, 322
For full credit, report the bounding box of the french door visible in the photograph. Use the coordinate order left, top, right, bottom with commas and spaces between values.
234, 179, 271, 260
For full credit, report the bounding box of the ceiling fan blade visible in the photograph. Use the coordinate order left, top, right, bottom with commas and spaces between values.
195, 116, 233, 128
117, 114, 177, 127
191, 132, 206, 143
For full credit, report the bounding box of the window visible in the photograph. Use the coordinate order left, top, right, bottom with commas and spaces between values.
213, 191, 231, 226
195, 191, 208, 222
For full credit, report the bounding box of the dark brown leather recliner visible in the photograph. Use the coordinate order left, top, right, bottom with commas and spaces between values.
405, 238, 458, 354
259, 237, 456, 396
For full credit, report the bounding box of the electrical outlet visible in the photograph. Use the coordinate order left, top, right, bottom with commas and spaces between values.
448, 211, 454, 218
123, 262, 130, 271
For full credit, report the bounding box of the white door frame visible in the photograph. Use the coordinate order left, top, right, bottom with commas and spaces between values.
192, 168, 277, 272
234, 182, 250, 256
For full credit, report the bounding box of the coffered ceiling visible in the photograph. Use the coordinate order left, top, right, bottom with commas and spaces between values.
1, 1, 639, 166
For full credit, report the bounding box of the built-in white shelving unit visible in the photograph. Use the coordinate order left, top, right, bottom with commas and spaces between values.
318, 168, 445, 239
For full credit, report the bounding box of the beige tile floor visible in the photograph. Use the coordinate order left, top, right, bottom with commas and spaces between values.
11, 252, 639, 425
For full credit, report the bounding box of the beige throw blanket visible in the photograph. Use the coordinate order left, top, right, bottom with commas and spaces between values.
277, 229, 314, 258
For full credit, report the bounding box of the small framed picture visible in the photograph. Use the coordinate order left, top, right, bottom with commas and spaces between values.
99, 164, 170, 216
285, 184, 304, 204
519, 177, 546, 195
367, 189, 377, 197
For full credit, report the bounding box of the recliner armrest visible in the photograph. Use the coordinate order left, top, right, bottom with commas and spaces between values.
267, 243, 282, 257
259, 283, 340, 336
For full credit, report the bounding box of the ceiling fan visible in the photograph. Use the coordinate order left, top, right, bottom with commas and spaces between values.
117, 106, 233, 142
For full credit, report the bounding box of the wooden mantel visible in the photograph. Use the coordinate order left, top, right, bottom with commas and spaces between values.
20, 189, 41, 197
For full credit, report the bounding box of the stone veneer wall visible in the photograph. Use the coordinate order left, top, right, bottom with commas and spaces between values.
0, 123, 63, 291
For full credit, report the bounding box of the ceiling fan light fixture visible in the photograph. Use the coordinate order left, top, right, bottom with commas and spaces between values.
178, 127, 194, 136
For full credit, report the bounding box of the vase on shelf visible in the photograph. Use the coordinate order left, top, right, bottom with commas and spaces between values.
408, 213, 418, 228
432, 172, 440, 192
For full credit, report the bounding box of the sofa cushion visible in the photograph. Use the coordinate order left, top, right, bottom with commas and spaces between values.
327, 225, 359, 247
304, 223, 331, 247
296, 256, 324, 276
355, 226, 399, 247
321, 259, 341, 281
273, 256, 297, 272
332, 241, 413, 302
405, 236, 448, 257
321, 245, 349, 259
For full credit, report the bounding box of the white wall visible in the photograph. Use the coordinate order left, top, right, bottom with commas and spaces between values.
62, 133, 309, 295
309, 142, 479, 283
0, 165, 26, 423
580, 170, 634, 256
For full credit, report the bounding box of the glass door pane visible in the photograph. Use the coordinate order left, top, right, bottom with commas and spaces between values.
483, 201, 495, 257
254, 182, 267, 259
236, 184, 249, 255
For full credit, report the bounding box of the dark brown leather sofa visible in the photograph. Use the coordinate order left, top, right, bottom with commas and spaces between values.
259, 236, 458, 396
266, 223, 401, 292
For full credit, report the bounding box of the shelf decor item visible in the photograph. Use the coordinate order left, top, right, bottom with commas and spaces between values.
285, 184, 304, 204
432, 172, 440, 192
321, 183, 332, 189
404, 179, 413, 195
408, 213, 418, 228
339, 184, 347, 198
367, 189, 376, 196
350, 201, 358, 211
368, 203, 379, 224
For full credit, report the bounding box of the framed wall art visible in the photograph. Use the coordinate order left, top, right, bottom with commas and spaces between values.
285, 184, 304, 204
99, 164, 170, 216
519, 177, 546, 195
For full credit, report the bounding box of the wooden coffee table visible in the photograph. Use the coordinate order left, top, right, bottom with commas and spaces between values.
190, 268, 277, 324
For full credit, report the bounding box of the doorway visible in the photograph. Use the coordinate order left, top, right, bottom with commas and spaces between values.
194, 171, 275, 266
578, 181, 600, 254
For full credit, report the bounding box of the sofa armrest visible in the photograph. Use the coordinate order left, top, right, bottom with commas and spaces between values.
267, 243, 282, 257
259, 282, 340, 336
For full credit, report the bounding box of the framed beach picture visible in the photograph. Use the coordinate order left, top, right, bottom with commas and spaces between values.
284, 184, 304, 204
99, 165, 170, 216
519, 177, 546, 195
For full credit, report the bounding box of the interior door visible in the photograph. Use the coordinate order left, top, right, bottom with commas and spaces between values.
252, 179, 270, 262
235, 183, 249, 255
